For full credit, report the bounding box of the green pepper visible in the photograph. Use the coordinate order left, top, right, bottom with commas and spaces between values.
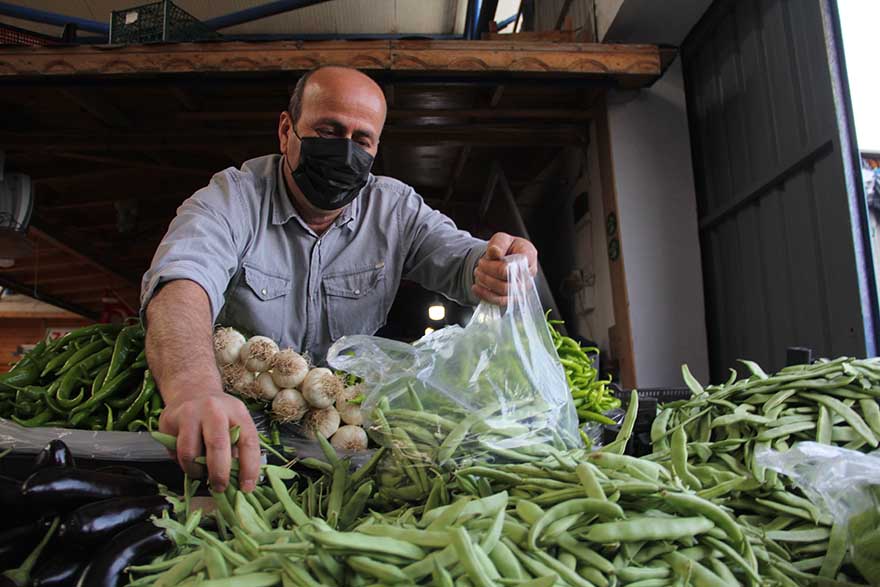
12, 408, 54, 427
104, 325, 145, 382
71, 366, 139, 419
57, 340, 106, 375
116, 371, 156, 430
47, 323, 122, 352
40, 346, 78, 377
56, 363, 89, 410
0, 361, 42, 393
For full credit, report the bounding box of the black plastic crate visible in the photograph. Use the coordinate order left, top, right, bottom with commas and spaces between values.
614, 387, 692, 403
110, 1, 220, 44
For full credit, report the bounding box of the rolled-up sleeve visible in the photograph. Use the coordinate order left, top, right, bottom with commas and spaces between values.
140, 170, 246, 323
398, 188, 487, 306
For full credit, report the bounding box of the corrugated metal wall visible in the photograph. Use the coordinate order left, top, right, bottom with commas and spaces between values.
682, 0, 876, 379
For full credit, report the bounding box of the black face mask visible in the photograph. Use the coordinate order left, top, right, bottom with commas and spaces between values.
286, 130, 374, 211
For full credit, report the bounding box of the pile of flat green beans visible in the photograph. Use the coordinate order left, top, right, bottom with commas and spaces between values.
647, 358, 880, 585
130, 392, 842, 587
0, 323, 163, 431
547, 317, 620, 427
365, 393, 574, 506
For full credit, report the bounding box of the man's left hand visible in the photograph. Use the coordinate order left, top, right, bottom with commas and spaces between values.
472, 232, 538, 305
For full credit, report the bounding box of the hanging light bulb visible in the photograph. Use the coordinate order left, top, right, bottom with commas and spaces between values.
428, 303, 446, 321
424, 327, 435, 336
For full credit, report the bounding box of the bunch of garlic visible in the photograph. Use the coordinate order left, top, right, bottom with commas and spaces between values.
212, 327, 368, 451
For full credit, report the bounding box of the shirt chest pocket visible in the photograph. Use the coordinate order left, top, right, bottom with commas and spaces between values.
323, 265, 388, 340
237, 263, 291, 340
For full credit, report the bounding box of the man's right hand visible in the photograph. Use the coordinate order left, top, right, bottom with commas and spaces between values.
158, 390, 261, 493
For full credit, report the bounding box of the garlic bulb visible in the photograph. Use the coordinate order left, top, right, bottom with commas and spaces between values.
330, 425, 368, 451
301, 368, 343, 409
272, 388, 309, 423
220, 362, 247, 393
336, 384, 365, 426
301, 406, 341, 439
213, 327, 246, 366
231, 368, 260, 399
240, 336, 279, 372
270, 349, 309, 389
256, 372, 280, 402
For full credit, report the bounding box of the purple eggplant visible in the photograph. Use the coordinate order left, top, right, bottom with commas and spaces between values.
21, 469, 157, 509
75, 522, 171, 587
94, 466, 156, 486
58, 496, 170, 545
31, 440, 75, 472
31, 548, 88, 587
0, 517, 52, 569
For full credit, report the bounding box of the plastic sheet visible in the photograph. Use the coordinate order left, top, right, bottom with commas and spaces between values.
0, 418, 170, 461
327, 255, 580, 469
758, 442, 880, 585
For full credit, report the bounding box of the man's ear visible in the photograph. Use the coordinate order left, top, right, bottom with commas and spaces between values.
278, 111, 292, 153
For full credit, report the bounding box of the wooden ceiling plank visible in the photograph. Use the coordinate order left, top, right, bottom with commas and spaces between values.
61, 88, 133, 129
169, 85, 203, 112
0, 275, 99, 320
27, 224, 140, 286
443, 145, 471, 204
0, 41, 661, 80
490, 85, 505, 108
1, 124, 584, 150
50, 152, 213, 175
478, 163, 501, 220
177, 108, 592, 122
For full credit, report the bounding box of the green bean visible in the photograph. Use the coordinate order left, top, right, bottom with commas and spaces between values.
584, 516, 715, 544
765, 527, 830, 543
664, 551, 727, 587
660, 492, 743, 547
487, 540, 526, 580
858, 399, 880, 436
347, 555, 409, 583
528, 498, 624, 549
801, 392, 879, 447
670, 426, 701, 489
313, 530, 425, 560
451, 527, 496, 587
197, 572, 281, 587
818, 522, 847, 579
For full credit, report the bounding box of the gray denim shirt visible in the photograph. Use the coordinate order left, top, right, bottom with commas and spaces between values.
140, 154, 487, 361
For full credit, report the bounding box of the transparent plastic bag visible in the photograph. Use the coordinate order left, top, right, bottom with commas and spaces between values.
327, 255, 580, 472
0, 418, 170, 461
757, 442, 880, 585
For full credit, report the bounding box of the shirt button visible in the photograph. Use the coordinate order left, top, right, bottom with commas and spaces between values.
261, 288, 268, 296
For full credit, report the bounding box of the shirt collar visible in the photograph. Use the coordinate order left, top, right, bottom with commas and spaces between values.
271, 155, 362, 232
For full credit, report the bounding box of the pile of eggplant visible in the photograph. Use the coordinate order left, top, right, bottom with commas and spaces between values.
1, 440, 172, 587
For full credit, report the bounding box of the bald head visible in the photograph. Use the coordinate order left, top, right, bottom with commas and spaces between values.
288, 66, 386, 130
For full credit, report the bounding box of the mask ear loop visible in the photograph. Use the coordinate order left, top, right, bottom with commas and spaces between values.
284, 120, 302, 174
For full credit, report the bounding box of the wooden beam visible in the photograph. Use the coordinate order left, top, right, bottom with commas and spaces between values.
50, 152, 212, 175
0, 275, 99, 320
178, 108, 593, 122
1, 124, 584, 150
443, 145, 471, 204
479, 163, 501, 219
489, 85, 505, 108
27, 224, 140, 286
60, 88, 132, 128
0, 40, 661, 80
595, 97, 636, 388
169, 85, 203, 112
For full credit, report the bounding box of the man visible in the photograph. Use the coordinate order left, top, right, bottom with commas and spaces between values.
141, 66, 538, 492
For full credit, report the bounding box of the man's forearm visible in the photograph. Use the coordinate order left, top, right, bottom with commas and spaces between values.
145, 279, 222, 404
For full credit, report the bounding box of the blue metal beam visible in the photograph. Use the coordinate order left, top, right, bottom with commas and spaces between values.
0, 2, 108, 34
203, 0, 334, 30
496, 14, 517, 31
